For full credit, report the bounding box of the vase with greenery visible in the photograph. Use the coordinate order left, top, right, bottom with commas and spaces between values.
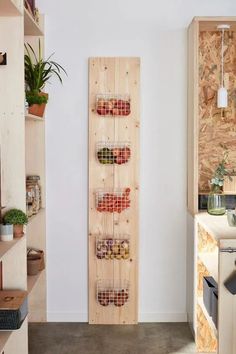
25, 39, 67, 117
3, 209, 28, 238
207, 145, 232, 216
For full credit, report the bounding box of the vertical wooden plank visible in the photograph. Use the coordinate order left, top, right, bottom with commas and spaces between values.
218, 239, 236, 354
89, 57, 140, 324
188, 18, 199, 215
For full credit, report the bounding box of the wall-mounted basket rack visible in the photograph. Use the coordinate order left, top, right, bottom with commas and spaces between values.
96, 235, 130, 260
97, 279, 129, 307
96, 142, 131, 165
95, 188, 131, 213
96, 94, 131, 117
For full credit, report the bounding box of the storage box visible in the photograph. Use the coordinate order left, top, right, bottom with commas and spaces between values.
212, 289, 218, 329
0, 291, 28, 330
203, 276, 218, 316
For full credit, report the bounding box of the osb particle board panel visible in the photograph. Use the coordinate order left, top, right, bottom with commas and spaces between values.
199, 31, 236, 192
88, 57, 140, 324
198, 223, 218, 253
196, 304, 217, 352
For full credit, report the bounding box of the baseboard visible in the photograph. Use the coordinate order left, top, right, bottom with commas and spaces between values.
47, 312, 88, 322
139, 312, 187, 322
47, 312, 187, 323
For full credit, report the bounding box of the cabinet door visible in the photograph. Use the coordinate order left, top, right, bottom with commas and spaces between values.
218, 239, 236, 354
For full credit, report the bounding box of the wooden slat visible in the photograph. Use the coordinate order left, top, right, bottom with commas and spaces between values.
89, 57, 140, 324
187, 19, 199, 215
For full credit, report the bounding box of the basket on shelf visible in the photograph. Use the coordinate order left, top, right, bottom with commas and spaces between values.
96, 235, 130, 260
97, 280, 129, 307
95, 188, 131, 213
96, 142, 131, 165
96, 94, 131, 117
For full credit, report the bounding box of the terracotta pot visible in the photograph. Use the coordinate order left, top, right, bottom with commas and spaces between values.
28, 92, 48, 117
13, 224, 24, 238
27, 255, 41, 275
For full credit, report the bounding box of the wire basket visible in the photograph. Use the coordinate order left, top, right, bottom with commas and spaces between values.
96, 142, 131, 165
96, 94, 131, 117
97, 280, 130, 307
95, 188, 131, 213
96, 235, 130, 260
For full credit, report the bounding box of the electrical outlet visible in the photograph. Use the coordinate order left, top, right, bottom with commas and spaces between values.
0, 53, 7, 65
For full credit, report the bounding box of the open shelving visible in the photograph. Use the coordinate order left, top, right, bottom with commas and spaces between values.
27, 270, 44, 294
24, 21, 47, 323
25, 113, 44, 122
24, 7, 43, 36
0, 0, 22, 16
0, 237, 24, 261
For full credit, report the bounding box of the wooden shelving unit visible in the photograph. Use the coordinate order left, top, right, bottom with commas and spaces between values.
0, 237, 24, 260
0, 0, 29, 351
24, 7, 43, 36
25, 113, 44, 122
0, 0, 22, 16
25, 16, 47, 323
27, 270, 44, 294
187, 17, 236, 354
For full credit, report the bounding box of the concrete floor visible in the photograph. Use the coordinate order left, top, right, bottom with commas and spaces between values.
29, 323, 198, 354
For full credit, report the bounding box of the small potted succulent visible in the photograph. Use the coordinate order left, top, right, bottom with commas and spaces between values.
0, 222, 13, 242
3, 209, 28, 238
25, 39, 67, 117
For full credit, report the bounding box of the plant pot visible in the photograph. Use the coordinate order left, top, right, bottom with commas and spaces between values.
28, 92, 48, 117
13, 224, 24, 238
27, 255, 41, 275
0, 224, 13, 241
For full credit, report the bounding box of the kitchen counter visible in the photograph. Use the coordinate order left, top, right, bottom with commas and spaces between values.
196, 212, 236, 241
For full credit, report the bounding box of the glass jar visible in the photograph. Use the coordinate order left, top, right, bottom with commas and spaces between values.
207, 189, 226, 216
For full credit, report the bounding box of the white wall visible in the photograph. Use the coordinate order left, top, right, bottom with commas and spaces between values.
37, 0, 236, 322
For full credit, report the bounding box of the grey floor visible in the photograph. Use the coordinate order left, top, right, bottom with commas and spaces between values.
29, 323, 199, 354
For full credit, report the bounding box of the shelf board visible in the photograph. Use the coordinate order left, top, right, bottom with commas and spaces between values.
198, 297, 218, 338
25, 113, 44, 122
27, 270, 44, 294
24, 8, 43, 36
0, 236, 25, 261
0, 331, 12, 352
0, 0, 22, 16
198, 251, 218, 282
28, 208, 45, 224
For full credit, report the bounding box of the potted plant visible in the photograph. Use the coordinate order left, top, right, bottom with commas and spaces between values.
0, 223, 13, 242
3, 209, 28, 238
25, 39, 67, 117
208, 145, 233, 216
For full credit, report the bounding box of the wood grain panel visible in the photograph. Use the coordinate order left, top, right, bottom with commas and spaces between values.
89, 58, 140, 324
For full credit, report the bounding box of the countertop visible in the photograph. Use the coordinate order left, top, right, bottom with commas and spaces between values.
196, 212, 236, 241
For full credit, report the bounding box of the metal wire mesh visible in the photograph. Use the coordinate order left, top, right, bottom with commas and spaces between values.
96, 94, 131, 117
97, 280, 130, 307
96, 142, 131, 165
96, 235, 130, 260
95, 188, 131, 213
